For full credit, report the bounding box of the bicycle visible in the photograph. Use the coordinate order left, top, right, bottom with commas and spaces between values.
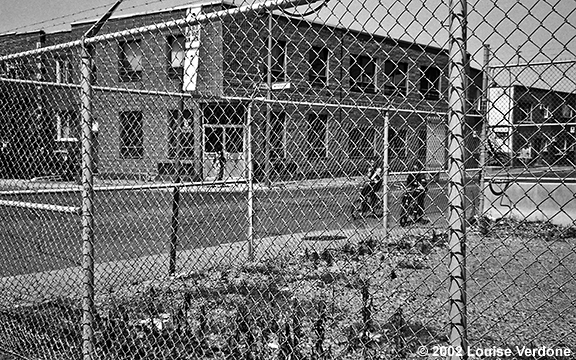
399, 185, 427, 227
351, 181, 383, 219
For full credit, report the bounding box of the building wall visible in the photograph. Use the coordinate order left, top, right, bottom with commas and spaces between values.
511, 85, 576, 167
221, 13, 450, 178
1, 4, 456, 180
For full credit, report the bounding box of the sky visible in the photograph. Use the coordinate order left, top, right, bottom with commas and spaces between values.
0, 0, 575, 86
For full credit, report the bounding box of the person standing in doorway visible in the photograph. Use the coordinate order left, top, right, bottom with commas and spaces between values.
215, 149, 226, 181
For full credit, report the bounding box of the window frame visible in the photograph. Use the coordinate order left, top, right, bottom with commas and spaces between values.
308, 45, 329, 86
119, 111, 144, 159
56, 110, 79, 142
383, 60, 408, 96
562, 104, 576, 119
167, 34, 186, 79
349, 54, 377, 94
119, 39, 143, 82
56, 58, 73, 84
419, 65, 441, 100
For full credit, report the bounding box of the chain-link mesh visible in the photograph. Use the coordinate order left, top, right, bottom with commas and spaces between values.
0, 0, 575, 359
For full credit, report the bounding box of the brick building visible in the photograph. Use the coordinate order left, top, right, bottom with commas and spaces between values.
0, 0, 481, 181
488, 84, 576, 167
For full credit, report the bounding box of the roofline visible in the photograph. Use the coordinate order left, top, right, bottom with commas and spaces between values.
511, 83, 576, 96
273, 12, 449, 55
71, 0, 234, 27
0, 29, 45, 38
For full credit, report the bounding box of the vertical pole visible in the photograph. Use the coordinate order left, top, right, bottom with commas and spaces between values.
80, 40, 95, 360
382, 111, 390, 237
447, 0, 468, 358
264, 12, 273, 186
477, 45, 490, 235
246, 101, 255, 260
169, 91, 184, 275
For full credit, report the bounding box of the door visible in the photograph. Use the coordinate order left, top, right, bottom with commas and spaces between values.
203, 125, 245, 180
202, 102, 246, 180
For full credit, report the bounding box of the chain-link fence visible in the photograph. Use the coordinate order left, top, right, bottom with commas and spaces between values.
0, 0, 575, 359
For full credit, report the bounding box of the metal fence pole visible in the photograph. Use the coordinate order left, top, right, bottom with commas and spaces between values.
264, 12, 273, 186
447, 0, 468, 358
246, 101, 255, 261
477, 45, 490, 235
382, 111, 390, 237
169, 90, 184, 275
80, 40, 95, 360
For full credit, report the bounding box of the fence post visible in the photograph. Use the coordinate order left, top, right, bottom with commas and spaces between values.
382, 111, 390, 237
80, 40, 95, 360
264, 12, 273, 186
169, 91, 184, 275
448, 0, 468, 358
246, 101, 255, 261
477, 45, 490, 235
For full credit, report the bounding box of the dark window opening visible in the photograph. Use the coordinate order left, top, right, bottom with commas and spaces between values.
350, 54, 376, 93
420, 66, 441, 100
203, 103, 245, 125
119, 40, 143, 82
120, 111, 144, 158
167, 35, 185, 79
383, 61, 408, 96
309, 46, 328, 85
262, 39, 287, 83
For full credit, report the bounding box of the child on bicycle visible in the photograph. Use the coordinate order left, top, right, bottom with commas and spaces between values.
360, 158, 383, 214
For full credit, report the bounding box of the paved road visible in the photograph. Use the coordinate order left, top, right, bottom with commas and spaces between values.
0, 180, 480, 277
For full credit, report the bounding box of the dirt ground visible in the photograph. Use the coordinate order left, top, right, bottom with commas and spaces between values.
1, 218, 575, 359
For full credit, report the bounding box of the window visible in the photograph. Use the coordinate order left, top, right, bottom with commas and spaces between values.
420, 65, 441, 100
307, 113, 328, 158
517, 102, 533, 123
542, 105, 552, 119
562, 104, 576, 119
119, 40, 143, 82
309, 46, 328, 85
167, 34, 185, 78
388, 128, 406, 159
205, 127, 223, 153
350, 54, 376, 93
56, 110, 79, 141
203, 103, 245, 125
203, 103, 246, 155
262, 39, 287, 83
348, 127, 375, 158
383, 60, 408, 96
120, 111, 144, 159
270, 111, 286, 159
56, 59, 73, 84
168, 109, 194, 159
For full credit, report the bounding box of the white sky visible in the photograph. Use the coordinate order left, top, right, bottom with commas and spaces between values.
0, 0, 575, 73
